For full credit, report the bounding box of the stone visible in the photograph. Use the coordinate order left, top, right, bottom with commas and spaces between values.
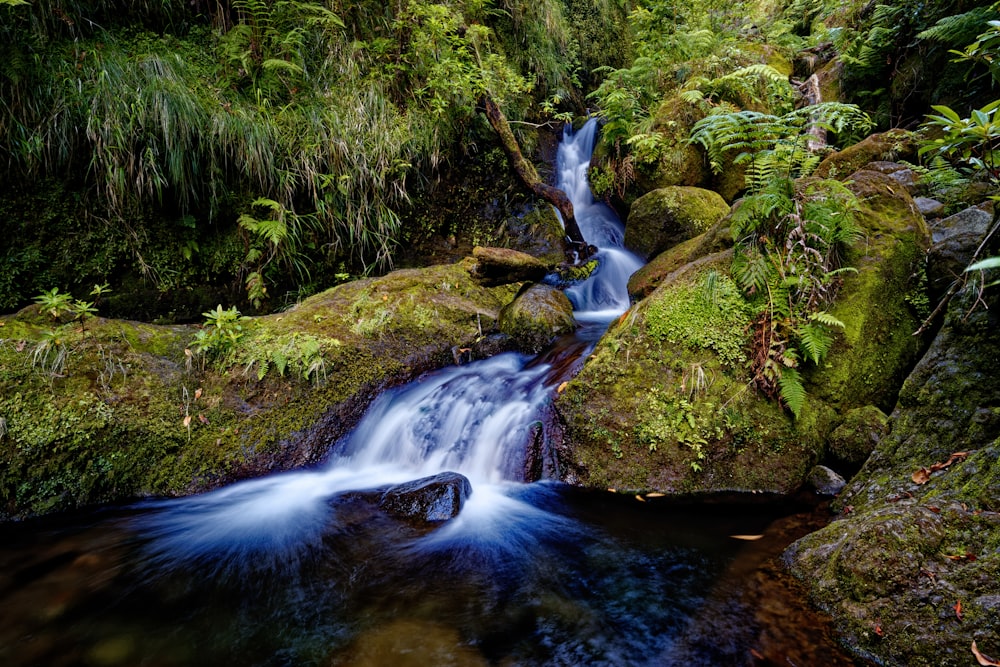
814, 130, 918, 180
624, 186, 731, 260
805, 465, 846, 496
914, 196, 945, 218
498, 283, 576, 353
470, 246, 549, 286
927, 204, 994, 298
827, 405, 889, 468
378, 472, 473, 523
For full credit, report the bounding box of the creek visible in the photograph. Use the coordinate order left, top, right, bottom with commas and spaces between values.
0, 121, 861, 666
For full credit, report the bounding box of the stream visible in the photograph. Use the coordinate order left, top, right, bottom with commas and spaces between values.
0, 121, 862, 666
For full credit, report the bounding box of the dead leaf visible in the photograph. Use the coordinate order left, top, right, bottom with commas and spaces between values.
730, 534, 765, 541
928, 505, 941, 513
198, 414, 209, 425
184, 348, 193, 357
15, 340, 26, 352
194, 387, 203, 400
874, 622, 884, 637
912, 467, 932, 484
973, 641, 1000, 666
182, 415, 192, 428
645, 492, 665, 498
635, 495, 646, 502
954, 599, 963, 621
556, 381, 569, 394
607, 488, 616, 493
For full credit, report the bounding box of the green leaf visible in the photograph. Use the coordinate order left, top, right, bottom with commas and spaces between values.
966, 256, 1000, 272
777, 367, 806, 419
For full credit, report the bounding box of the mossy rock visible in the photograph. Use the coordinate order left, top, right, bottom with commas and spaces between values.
555, 252, 833, 496
814, 130, 918, 180
0, 260, 521, 520
498, 284, 576, 353
557, 172, 932, 498
827, 405, 889, 468
471, 246, 550, 286
624, 186, 731, 260
627, 220, 734, 301
633, 94, 712, 194
785, 278, 1000, 667
803, 170, 931, 414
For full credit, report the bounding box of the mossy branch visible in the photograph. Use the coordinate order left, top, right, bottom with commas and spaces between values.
482, 96, 593, 260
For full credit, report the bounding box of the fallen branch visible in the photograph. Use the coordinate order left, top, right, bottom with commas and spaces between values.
482, 97, 593, 260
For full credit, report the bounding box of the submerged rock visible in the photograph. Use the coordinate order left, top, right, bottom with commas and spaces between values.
378, 472, 473, 524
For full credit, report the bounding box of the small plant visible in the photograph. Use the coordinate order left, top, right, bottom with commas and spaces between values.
34, 288, 75, 322
31, 327, 70, 378
191, 305, 245, 364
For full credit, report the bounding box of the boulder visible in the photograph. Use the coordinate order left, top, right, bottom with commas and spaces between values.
814, 130, 918, 180
555, 171, 930, 497
470, 246, 549, 286
784, 274, 1000, 667
805, 465, 846, 496
378, 472, 473, 523
827, 405, 889, 468
498, 283, 576, 353
627, 220, 733, 301
624, 186, 731, 260
927, 204, 994, 299
0, 260, 522, 520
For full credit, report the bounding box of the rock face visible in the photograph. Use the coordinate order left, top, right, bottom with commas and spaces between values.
784, 275, 1000, 667
554, 170, 930, 497
826, 405, 889, 469
378, 472, 473, 523
498, 283, 576, 353
0, 259, 522, 520
624, 186, 731, 260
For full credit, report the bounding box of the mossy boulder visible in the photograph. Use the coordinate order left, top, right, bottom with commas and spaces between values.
634, 94, 712, 194
555, 171, 931, 497
499, 284, 576, 353
627, 220, 734, 301
784, 277, 1000, 667
0, 259, 520, 520
827, 405, 889, 469
802, 170, 932, 414
470, 246, 550, 286
624, 186, 731, 260
814, 130, 918, 180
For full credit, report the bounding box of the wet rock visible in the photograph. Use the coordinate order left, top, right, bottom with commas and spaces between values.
805, 465, 846, 496
827, 405, 889, 468
914, 196, 946, 218
927, 204, 994, 299
624, 186, 731, 260
378, 472, 473, 523
498, 284, 576, 353
627, 221, 733, 301
470, 246, 549, 286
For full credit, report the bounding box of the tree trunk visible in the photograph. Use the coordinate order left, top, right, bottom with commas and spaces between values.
482, 97, 593, 260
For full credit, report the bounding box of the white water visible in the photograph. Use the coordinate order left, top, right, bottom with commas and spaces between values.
141, 119, 642, 568
557, 120, 645, 322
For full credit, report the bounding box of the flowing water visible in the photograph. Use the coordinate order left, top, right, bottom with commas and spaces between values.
0, 121, 862, 666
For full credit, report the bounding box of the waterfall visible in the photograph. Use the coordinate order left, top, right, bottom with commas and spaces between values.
557, 120, 644, 322
138, 118, 643, 569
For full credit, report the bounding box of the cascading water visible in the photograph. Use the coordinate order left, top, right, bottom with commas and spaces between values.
0, 121, 862, 667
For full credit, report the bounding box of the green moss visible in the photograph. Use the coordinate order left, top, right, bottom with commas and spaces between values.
625, 186, 731, 259
644, 271, 752, 368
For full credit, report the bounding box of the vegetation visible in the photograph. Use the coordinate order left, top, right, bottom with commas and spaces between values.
0, 0, 615, 316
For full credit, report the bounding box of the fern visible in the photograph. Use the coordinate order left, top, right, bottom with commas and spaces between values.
777, 366, 806, 419
797, 321, 834, 364
918, 7, 1000, 46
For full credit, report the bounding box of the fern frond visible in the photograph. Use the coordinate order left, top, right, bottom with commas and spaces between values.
798, 321, 834, 364
777, 366, 806, 418
918, 6, 1000, 46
